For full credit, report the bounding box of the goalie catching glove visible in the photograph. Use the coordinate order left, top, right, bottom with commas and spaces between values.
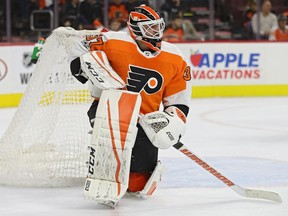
80, 50, 125, 89
139, 106, 187, 149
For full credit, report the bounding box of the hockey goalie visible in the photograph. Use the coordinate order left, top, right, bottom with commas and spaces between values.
68, 5, 191, 208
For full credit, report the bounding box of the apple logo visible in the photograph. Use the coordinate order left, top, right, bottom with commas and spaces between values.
190, 50, 202, 67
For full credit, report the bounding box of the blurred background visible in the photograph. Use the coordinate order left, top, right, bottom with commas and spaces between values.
1, 0, 288, 43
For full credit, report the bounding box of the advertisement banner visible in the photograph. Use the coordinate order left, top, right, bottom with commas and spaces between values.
176, 42, 288, 85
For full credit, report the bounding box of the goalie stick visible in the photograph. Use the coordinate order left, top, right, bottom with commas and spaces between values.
173, 142, 282, 203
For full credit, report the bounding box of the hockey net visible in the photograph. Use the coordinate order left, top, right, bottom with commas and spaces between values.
0, 27, 99, 187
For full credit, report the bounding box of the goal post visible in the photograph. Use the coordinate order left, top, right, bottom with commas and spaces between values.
0, 27, 98, 187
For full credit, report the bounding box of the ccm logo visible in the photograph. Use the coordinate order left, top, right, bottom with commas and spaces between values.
88, 146, 96, 175
85, 62, 104, 83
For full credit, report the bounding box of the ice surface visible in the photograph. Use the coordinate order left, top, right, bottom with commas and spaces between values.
0, 97, 287, 216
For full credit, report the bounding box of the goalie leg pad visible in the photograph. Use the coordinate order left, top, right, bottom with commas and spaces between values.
126, 161, 165, 198
139, 161, 165, 197
84, 89, 141, 206
84, 178, 126, 208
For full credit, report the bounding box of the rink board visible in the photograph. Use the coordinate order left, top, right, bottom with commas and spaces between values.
1, 42, 288, 107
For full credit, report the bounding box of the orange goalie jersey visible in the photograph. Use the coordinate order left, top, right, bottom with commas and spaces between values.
75, 31, 191, 114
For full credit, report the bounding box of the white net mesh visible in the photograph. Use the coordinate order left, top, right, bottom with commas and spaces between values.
0, 27, 97, 187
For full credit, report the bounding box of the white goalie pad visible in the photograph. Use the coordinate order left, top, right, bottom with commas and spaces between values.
139, 161, 165, 198
80, 51, 125, 90
125, 161, 165, 199
84, 89, 141, 207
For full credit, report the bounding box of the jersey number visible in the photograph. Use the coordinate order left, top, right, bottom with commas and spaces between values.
183, 66, 191, 81
85, 35, 104, 49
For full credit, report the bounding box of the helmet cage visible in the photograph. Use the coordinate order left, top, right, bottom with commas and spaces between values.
137, 18, 165, 39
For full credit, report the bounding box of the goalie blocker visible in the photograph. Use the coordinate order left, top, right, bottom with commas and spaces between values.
84, 89, 165, 207
70, 50, 125, 89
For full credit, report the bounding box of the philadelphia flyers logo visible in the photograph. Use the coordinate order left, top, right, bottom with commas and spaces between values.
126, 65, 163, 94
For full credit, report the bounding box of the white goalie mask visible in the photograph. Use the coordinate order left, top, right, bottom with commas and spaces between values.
127, 5, 165, 51
131, 18, 165, 40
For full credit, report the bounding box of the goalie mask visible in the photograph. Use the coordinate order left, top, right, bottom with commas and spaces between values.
127, 5, 165, 52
